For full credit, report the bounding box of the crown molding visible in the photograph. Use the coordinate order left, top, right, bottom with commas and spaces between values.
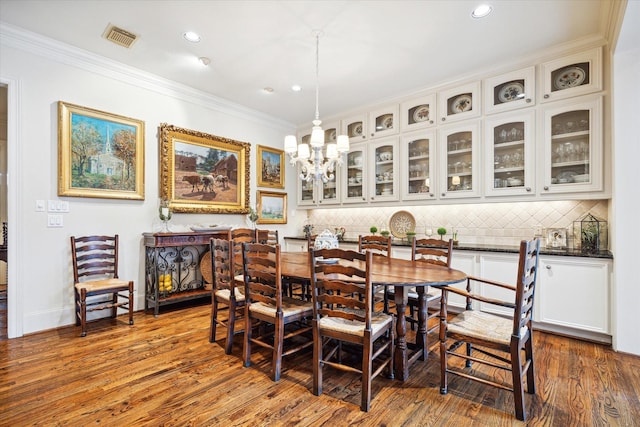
0, 22, 293, 132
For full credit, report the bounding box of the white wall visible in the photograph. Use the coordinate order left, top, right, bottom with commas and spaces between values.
611, 1, 640, 355
0, 26, 300, 336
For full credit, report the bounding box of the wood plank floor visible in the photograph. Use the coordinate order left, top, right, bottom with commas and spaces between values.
1, 302, 639, 426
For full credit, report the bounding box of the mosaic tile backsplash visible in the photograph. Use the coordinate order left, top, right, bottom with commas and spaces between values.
294, 200, 609, 249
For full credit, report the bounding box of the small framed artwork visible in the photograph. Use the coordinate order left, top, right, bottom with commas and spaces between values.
58, 101, 145, 200
159, 123, 250, 214
257, 145, 285, 189
257, 190, 287, 224
546, 228, 567, 249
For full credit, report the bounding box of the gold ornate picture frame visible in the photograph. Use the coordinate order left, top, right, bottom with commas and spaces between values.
257, 145, 285, 189
58, 101, 145, 200
257, 190, 287, 224
159, 123, 250, 214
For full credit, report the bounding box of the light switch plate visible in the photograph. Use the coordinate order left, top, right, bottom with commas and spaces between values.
36, 200, 45, 212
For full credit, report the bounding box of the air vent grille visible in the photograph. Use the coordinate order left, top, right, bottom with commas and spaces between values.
103, 25, 138, 49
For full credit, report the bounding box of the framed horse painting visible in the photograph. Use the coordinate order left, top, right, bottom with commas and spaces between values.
159, 123, 250, 214
257, 145, 285, 189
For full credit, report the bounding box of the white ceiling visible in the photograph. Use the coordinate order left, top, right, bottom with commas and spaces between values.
0, 0, 614, 126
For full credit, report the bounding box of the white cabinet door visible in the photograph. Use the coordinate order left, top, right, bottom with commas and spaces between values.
438, 81, 481, 124
438, 120, 481, 199
342, 143, 368, 204
369, 104, 399, 139
341, 112, 368, 144
541, 95, 603, 194
540, 47, 602, 103
400, 94, 437, 131
400, 129, 437, 201
478, 253, 520, 317
369, 137, 399, 202
537, 256, 610, 334
484, 66, 536, 115
447, 251, 476, 311
484, 110, 536, 197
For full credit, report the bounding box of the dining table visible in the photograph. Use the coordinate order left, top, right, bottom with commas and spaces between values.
278, 251, 467, 381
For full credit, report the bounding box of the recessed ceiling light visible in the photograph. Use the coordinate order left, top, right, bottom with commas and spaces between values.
263, 87, 274, 94
471, 4, 493, 18
183, 31, 201, 42
198, 57, 211, 66
291, 85, 302, 92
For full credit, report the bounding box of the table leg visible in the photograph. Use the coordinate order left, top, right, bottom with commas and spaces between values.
393, 285, 409, 381
415, 287, 428, 361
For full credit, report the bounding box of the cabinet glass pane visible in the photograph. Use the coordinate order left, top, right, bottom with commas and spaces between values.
300, 179, 314, 201
551, 110, 590, 185
407, 138, 431, 195
375, 145, 394, 196
492, 121, 525, 189
346, 150, 364, 199
446, 131, 473, 191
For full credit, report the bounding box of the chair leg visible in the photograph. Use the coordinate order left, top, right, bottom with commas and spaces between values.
225, 303, 236, 355
128, 282, 134, 325
361, 338, 373, 412
243, 308, 252, 368
525, 337, 536, 394
74, 289, 81, 326
465, 343, 472, 367
210, 297, 219, 343
312, 322, 322, 396
511, 344, 527, 421
272, 314, 284, 382
80, 288, 87, 337
439, 337, 448, 394
111, 292, 118, 318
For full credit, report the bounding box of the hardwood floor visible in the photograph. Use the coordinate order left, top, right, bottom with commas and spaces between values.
1, 303, 638, 426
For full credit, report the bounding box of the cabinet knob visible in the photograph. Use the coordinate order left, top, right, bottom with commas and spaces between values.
544, 94, 550, 99
441, 117, 446, 122
441, 193, 446, 197
526, 187, 531, 192
543, 186, 549, 191
526, 98, 532, 103
430, 193, 434, 197
546, 265, 552, 270
430, 120, 434, 124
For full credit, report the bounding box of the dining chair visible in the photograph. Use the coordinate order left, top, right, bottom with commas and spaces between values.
439, 238, 540, 421
358, 234, 392, 311
405, 238, 454, 333
70, 234, 134, 337
310, 247, 395, 412
231, 227, 256, 274
242, 242, 314, 381
208, 237, 245, 355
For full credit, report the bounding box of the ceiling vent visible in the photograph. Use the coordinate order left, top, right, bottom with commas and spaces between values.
103, 24, 138, 49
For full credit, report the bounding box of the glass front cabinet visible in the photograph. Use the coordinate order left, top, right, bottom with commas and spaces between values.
369, 137, 399, 202
342, 143, 368, 204
341, 113, 368, 144
542, 95, 603, 194
484, 110, 536, 197
368, 105, 399, 139
540, 47, 602, 103
438, 121, 481, 199
400, 130, 437, 200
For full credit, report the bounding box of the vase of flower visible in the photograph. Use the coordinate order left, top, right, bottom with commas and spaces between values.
159, 199, 172, 232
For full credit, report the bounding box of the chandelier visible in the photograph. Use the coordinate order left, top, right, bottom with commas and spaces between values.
284, 31, 349, 183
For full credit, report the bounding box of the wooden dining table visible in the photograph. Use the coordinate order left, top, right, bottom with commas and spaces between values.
278, 251, 467, 381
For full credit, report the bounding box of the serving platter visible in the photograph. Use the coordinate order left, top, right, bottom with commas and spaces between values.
389, 210, 416, 238
498, 81, 525, 103
554, 66, 586, 89
450, 94, 472, 113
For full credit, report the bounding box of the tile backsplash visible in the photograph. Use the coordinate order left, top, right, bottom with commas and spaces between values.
295, 200, 609, 249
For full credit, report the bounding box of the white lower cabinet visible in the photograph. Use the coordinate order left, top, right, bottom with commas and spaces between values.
448, 252, 477, 311
537, 256, 611, 340
477, 254, 521, 317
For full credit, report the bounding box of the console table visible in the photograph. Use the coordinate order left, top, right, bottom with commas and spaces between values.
143, 231, 228, 316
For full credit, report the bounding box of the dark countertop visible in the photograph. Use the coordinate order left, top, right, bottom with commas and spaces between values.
284, 236, 613, 260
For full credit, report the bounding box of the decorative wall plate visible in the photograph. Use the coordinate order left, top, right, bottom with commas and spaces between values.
450, 94, 472, 113
389, 210, 416, 238
413, 105, 430, 122
554, 66, 586, 89
498, 82, 525, 102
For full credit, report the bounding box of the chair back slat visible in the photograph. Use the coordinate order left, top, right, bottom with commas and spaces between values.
256, 229, 279, 245
242, 242, 282, 309
210, 237, 235, 294
513, 238, 541, 337
412, 238, 453, 267
71, 235, 119, 282
358, 235, 391, 258
311, 248, 372, 327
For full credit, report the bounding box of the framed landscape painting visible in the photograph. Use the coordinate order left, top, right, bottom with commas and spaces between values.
257, 190, 287, 224
257, 145, 284, 189
159, 123, 250, 214
58, 101, 145, 200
